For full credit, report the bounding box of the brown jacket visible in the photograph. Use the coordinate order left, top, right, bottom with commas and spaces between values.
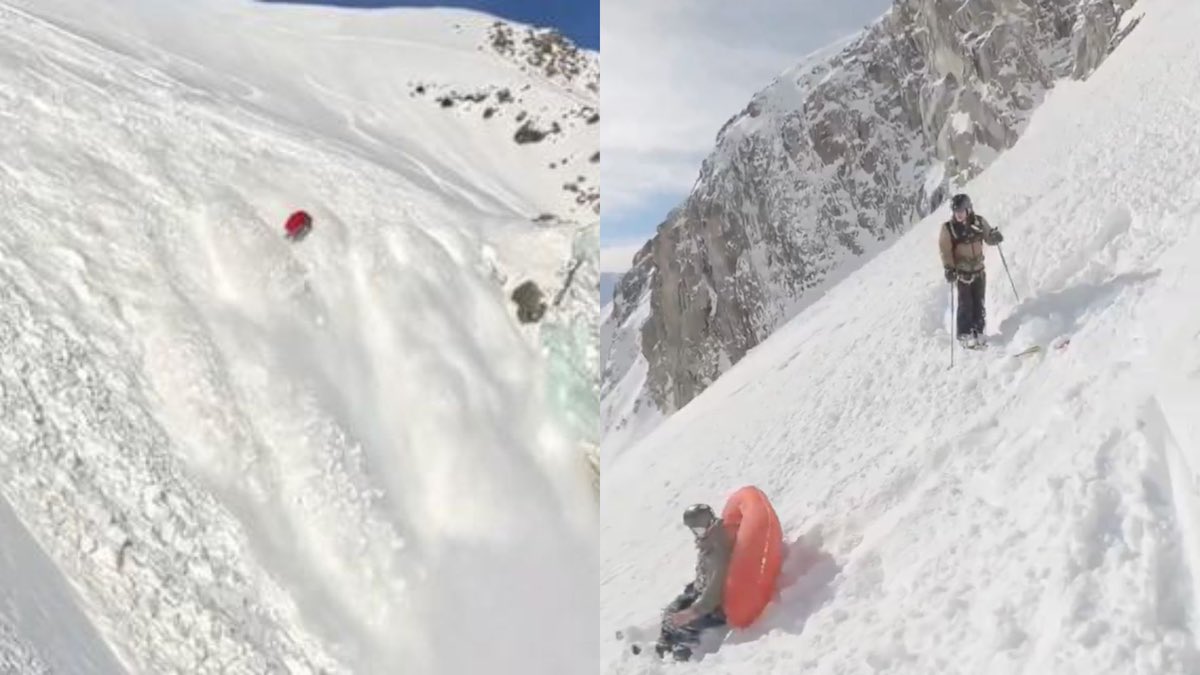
939, 214, 997, 273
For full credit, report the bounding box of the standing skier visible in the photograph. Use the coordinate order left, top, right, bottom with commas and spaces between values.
653, 504, 733, 662
939, 193, 1004, 348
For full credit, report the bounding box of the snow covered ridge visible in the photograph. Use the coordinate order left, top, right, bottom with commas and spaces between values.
13, 0, 599, 223
410, 19, 600, 217
604, 0, 1200, 670
603, 0, 1140, 449
0, 0, 596, 672
486, 21, 600, 95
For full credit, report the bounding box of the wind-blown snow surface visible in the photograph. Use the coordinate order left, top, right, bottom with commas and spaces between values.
602, 0, 1200, 672
0, 1, 596, 673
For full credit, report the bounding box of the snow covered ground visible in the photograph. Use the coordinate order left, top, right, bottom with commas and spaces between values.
0, 494, 124, 674
602, 0, 1200, 672
0, 1, 596, 673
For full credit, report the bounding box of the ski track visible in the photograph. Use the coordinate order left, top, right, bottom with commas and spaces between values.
0, 1, 597, 673
604, 0, 1200, 672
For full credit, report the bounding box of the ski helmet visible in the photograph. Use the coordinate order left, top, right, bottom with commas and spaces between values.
950, 193, 973, 213
682, 504, 716, 530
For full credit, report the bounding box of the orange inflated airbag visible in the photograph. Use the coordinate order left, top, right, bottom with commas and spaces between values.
720, 486, 783, 628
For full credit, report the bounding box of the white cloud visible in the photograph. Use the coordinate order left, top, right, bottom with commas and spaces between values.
600, 240, 647, 274
602, 0, 892, 220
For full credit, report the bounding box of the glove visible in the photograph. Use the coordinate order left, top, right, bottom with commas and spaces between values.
668, 608, 697, 627
986, 230, 1004, 244
944, 268, 957, 283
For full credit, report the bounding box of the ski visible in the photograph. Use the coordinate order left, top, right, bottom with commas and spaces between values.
1013, 337, 1070, 358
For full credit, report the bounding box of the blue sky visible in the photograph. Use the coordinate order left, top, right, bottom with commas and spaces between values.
259, 1, 598, 49
599, 193, 677, 273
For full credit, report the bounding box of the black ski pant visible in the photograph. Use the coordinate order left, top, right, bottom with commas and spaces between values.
656, 582, 726, 656
955, 270, 986, 338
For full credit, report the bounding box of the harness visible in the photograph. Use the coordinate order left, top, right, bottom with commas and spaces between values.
945, 215, 984, 243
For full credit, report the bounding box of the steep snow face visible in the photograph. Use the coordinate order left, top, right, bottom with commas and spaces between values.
0, 495, 125, 674
0, 1, 596, 673
601, 232, 658, 458
600, 282, 660, 468
603, 0, 1200, 672
15, 0, 600, 224
602, 0, 1139, 451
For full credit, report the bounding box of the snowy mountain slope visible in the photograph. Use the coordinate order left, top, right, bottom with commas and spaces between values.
600, 290, 659, 470
11, 0, 600, 225
0, 2, 596, 673
0, 495, 124, 674
601, 0, 1139, 453
602, 0, 1200, 672
601, 235, 658, 459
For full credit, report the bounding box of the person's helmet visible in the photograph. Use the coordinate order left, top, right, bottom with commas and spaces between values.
950, 193, 973, 213
682, 504, 716, 531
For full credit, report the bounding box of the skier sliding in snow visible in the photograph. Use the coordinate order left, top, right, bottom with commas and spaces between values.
939, 193, 1004, 348
284, 210, 313, 241
652, 504, 733, 662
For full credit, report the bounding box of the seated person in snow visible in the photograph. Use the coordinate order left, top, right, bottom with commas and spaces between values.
654, 504, 734, 661
939, 192, 1004, 348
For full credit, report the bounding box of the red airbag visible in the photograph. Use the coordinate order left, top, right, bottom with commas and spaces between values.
721, 486, 783, 627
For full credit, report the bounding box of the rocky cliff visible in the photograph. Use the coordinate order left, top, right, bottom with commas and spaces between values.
603, 0, 1140, 443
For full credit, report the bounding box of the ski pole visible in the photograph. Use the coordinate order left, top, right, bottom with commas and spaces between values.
949, 280, 955, 369
997, 243, 1020, 302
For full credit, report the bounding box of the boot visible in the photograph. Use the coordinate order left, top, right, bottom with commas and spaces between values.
654, 640, 671, 659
